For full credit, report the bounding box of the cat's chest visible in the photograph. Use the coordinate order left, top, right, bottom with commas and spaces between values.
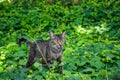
51, 51, 62, 59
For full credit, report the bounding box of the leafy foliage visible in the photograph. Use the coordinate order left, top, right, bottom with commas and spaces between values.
0, 0, 120, 80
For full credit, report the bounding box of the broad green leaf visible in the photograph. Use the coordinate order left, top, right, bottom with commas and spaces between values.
33, 62, 41, 68
0, 67, 3, 73
90, 56, 104, 69
35, 75, 42, 80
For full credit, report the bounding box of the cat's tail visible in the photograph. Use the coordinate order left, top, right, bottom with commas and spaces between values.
17, 38, 32, 46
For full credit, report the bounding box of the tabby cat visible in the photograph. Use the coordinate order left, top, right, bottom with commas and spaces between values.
18, 31, 66, 73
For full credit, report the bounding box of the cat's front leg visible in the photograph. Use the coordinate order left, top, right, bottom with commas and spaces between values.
57, 56, 63, 74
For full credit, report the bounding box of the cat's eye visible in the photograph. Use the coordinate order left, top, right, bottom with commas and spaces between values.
53, 42, 56, 45
52, 41, 57, 45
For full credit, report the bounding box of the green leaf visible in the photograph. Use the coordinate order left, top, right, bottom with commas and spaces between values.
19, 60, 25, 65
80, 57, 89, 66
90, 56, 104, 69
82, 68, 95, 73
0, 67, 3, 73
99, 70, 108, 76
35, 75, 42, 80
33, 62, 41, 68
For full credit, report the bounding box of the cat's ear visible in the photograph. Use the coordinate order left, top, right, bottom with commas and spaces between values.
49, 31, 54, 39
62, 31, 66, 38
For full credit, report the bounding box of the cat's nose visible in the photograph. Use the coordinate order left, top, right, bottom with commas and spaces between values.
59, 44, 62, 48
59, 42, 63, 47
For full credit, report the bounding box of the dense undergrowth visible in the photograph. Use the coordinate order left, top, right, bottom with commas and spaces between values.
0, 0, 120, 80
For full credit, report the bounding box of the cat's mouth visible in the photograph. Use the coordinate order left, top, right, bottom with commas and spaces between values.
57, 46, 62, 49
51, 45, 62, 53
54, 46, 62, 50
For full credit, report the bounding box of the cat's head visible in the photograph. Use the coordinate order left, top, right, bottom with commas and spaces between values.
49, 31, 66, 50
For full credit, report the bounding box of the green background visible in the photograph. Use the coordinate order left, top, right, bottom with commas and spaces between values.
0, 0, 120, 80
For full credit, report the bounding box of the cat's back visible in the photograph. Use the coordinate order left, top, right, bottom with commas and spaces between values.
34, 40, 49, 47
32, 40, 49, 57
